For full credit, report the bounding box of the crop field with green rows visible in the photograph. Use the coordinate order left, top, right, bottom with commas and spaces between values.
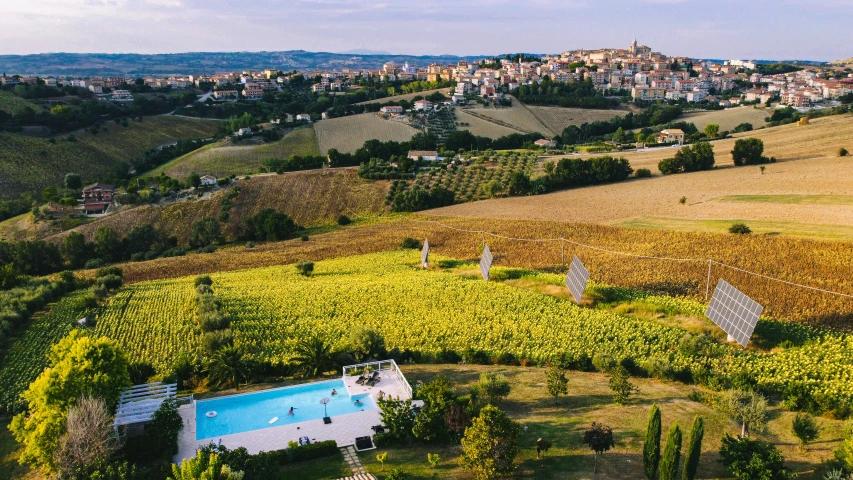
1, 250, 851, 416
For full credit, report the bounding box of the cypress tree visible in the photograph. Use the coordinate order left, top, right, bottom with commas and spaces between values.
659, 423, 682, 480
643, 404, 662, 479
682, 416, 704, 480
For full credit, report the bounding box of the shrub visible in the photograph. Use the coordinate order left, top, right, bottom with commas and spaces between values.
84, 258, 105, 269
401, 237, 420, 249
300, 235, 309, 242
200, 313, 230, 332
284, 440, 338, 464
203, 329, 234, 353
719, 434, 789, 480
729, 223, 752, 234
194, 275, 213, 287
733, 123, 753, 133
792, 413, 820, 448
635, 168, 652, 178
337, 215, 352, 226
295, 261, 314, 277
679, 196, 687, 204
197, 244, 217, 254
840, 148, 849, 157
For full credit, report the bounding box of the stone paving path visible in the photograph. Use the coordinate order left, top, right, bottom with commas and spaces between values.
339, 445, 373, 479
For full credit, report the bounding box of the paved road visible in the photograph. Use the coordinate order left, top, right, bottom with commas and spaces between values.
196, 90, 214, 102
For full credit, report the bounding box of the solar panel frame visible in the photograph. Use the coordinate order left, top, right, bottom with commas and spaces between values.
421, 239, 429, 267
564, 256, 590, 304
705, 279, 764, 348
480, 244, 493, 281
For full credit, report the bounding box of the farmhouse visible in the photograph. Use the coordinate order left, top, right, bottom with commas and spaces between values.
534, 139, 556, 148
80, 182, 114, 215
380, 105, 404, 115
199, 175, 218, 187
657, 129, 685, 144
407, 150, 443, 161
296, 114, 312, 122
242, 87, 264, 100
214, 90, 239, 101
413, 99, 432, 111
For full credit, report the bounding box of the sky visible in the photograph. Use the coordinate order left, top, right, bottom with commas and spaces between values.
1, 0, 851, 61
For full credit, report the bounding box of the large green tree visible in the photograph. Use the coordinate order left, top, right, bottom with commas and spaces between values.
460, 405, 520, 480
643, 405, 662, 479
61, 231, 90, 269
94, 227, 123, 263
731, 138, 771, 166
9, 331, 131, 472
189, 217, 222, 248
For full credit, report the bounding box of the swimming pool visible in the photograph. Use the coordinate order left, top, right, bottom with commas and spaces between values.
195, 379, 375, 439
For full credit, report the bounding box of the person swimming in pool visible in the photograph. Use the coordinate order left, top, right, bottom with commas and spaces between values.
354, 399, 362, 406
288, 407, 296, 416
331, 389, 337, 396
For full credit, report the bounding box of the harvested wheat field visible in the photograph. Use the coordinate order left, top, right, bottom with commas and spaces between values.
528, 105, 626, 135
455, 109, 525, 138
463, 100, 552, 136
314, 113, 419, 154
150, 127, 320, 178
430, 114, 853, 238
354, 88, 453, 105
681, 106, 771, 131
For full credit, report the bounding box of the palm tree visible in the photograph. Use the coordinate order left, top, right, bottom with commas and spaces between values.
291, 337, 334, 378
208, 346, 248, 390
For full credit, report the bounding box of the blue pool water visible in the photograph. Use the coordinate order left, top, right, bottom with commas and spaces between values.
195, 379, 375, 439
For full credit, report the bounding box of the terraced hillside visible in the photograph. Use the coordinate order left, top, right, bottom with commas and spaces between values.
0, 115, 220, 198
54, 169, 387, 244
149, 127, 320, 179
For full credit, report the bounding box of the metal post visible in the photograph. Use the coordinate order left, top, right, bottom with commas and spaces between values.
705, 260, 713, 300
561, 240, 565, 266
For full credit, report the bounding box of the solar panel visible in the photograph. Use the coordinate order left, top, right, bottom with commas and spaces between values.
480, 244, 493, 280
705, 279, 764, 348
564, 256, 590, 303
421, 239, 429, 267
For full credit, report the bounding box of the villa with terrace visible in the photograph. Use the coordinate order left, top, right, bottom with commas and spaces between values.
173, 360, 414, 463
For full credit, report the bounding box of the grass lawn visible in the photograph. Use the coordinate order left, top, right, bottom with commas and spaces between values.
613, 216, 853, 241
0, 418, 41, 480
279, 454, 351, 479
718, 194, 853, 206
358, 364, 845, 480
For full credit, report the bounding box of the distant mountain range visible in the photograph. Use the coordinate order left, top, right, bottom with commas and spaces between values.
0, 50, 486, 77
0, 50, 830, 77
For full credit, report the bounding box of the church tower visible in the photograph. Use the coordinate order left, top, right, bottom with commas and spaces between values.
630, 38, 638, 55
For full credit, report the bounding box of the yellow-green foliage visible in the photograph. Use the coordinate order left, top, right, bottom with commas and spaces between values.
151, 127, 320, 179
0, 116, 219, 198
20, 251, 853, 413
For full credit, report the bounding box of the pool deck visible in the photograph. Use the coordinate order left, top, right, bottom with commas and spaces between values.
174, 372, 411, 464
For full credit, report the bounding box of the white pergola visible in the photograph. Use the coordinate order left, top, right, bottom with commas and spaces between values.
113, 382, 177, 433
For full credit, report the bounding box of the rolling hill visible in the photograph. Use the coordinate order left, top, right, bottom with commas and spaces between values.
0, 115, 220, 199
430, 114, 853, 240
148, 127, 320, 179
314, 113, 419, 154
51, 168, 387, 244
